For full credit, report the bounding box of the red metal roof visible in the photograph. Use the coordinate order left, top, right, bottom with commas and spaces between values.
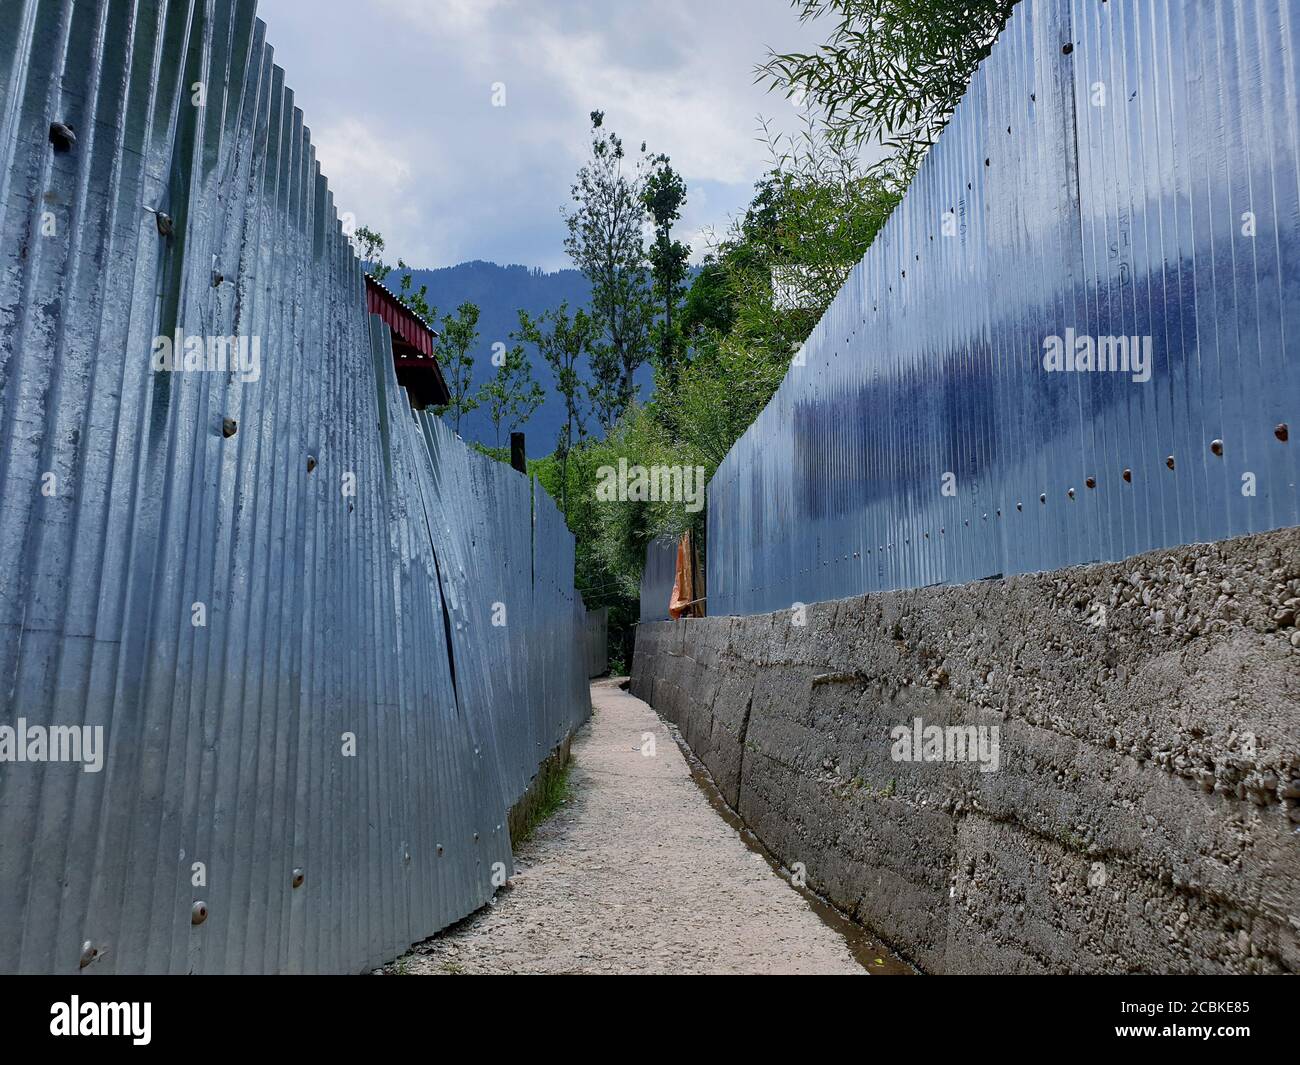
365, 273, 437, 357
364, 273, 451, 408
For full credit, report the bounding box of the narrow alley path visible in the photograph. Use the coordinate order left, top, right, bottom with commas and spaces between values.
389, 679, 866, 975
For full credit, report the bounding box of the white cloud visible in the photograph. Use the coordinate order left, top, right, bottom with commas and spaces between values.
256, 0, 824, 268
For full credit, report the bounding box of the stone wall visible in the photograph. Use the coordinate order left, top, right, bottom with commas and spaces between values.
631, 528, 1300, 974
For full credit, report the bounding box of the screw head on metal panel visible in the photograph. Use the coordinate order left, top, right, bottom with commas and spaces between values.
1122, 468, 1133, 483
1276, 423, 1289, 442
78, 940, 98, 968
1062, 42, 1074, 55
1068, 488, 1076, 499
436, 844, 444, 856
191, 901, 208, 925
1085, 477, 1096, 489
473, 832, 479, 842
1210, 439, 1224, 457
1166, 455, 1176, 470
222, 417, 237, 438
292, 868, 305, 889
155, 211, 174, 237
49, 121, 76, 151
1016, 502, 1023, 511
1039, 494, 1047, 504
306, 455, 317, 473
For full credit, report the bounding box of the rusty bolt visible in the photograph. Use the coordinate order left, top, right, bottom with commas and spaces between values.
306, 455, 317, 473
1275, 423, 1289, 443
191, 901, 208, 926
1165, 455, 1176, 470
292, 868, 305, 889
49, 121, 76, 151
1210, 438, 1224, 457
1085, 476, 1096, 489
222, 417, 237, 438
1062, 42, 1074, 55
78, 940, 98, 969
1122, 468, 1133, 483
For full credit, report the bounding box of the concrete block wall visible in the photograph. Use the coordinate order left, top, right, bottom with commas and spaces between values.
632, 528, 1300, 973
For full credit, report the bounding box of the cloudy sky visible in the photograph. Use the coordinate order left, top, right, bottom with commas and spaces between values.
255, 0, 824, 270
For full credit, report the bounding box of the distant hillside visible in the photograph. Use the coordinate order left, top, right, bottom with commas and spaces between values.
392, 261, 655, 452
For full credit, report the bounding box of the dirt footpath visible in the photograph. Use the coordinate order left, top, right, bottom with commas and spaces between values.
388, 678, 866, 975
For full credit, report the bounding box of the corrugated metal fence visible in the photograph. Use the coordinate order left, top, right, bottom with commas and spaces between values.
0, 0, 588, 973
639, 535, 678, 623
585, 607, 607, 677
708, 0, 1300, 617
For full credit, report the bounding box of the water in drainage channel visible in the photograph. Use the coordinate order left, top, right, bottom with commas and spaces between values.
658, 718, 915, 975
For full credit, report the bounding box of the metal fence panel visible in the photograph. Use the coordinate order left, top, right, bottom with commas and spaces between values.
585, 607, 608, 677
0, 0, 588, 974
708, 0, 1300, 617
639, 535, 678, 623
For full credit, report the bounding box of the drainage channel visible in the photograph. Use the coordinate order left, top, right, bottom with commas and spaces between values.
659, 717, 916, 975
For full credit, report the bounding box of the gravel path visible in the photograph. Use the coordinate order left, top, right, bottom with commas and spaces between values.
389, 678, 865, 975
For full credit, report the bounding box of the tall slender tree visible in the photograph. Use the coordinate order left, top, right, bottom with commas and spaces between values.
563, 111, 654, 420
434, 301, 482, 435
643, 153, 690, 389
482, 344, 545, 449
515, 302, 600, 520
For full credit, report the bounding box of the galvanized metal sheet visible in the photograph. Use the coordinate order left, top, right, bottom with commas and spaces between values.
639, 535, 678, 623
707, 0, 1300, 617
0, 0, 588, 974
585, 606, 608, 677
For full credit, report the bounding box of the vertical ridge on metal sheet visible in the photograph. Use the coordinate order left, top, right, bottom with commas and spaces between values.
0, 0, 589, 974
706, 0, 1299, 618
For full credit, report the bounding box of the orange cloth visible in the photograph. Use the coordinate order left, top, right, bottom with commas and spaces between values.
669, 532, 697, 619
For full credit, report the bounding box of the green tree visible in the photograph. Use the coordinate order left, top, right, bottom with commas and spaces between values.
482, 344, 545, 448
434, 301, 482, 435
563, 111, 655, 419
515, 302, 601, 520
642, 154, 690, 388
586, 343, 625, 437
351, 224, 436, 323
354, 225, 387, 273
757, 0, 1018, 173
